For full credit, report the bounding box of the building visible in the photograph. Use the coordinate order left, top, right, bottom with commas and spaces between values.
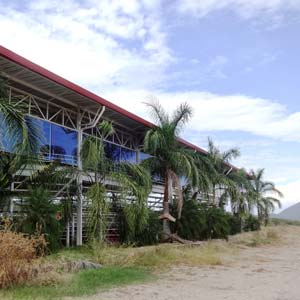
0, 45, 237, 245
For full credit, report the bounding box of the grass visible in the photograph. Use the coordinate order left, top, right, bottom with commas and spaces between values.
0, 225, 288, 300
90, 242, 224, 268
0, 267, 151, 300
270, 218, 300, 226
230, 226, 280, 247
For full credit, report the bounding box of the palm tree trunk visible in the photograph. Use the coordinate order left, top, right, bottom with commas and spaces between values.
162, 171, 172, 239
212, 184, 216, 206
66, 221, 70, 247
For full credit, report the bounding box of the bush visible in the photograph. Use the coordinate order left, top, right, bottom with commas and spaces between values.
0, 219, 47, 288
134, 210, 161, 246
172, 201, 230, 241
118, 208, 161, 246
227, 214, 242, 235
244, 215, 261, 232
172, 200, 206, 240
204, 206, 230, 240
20, 187, 63, 251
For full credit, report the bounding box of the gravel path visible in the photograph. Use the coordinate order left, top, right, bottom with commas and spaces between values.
83, 227, 300, 300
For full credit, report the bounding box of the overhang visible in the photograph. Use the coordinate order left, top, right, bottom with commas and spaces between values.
0, 45, 237, 170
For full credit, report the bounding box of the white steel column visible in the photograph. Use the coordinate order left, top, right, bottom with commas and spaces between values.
76, 112, 83, 246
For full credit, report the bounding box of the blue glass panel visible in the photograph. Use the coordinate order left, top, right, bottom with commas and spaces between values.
140, 152, 152, 161
0, 115, 47, 154
104, 142, 120, 161
28, 118, 51, 159
50, 123, 77, 165
0, 113, 14, 152
120, 147, 136, 163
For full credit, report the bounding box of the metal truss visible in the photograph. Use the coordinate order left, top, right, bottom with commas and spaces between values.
7, 85, 138, 150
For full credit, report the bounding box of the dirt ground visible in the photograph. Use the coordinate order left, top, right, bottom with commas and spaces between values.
84, 226, 300, 300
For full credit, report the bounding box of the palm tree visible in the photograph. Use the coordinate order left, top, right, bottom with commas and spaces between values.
249, 169, 283, 225
0, 80, 40, 156
206, 138, 240, 206
142, 100, 199, 239
220, 169, 254, 231
81, 120, 152, 243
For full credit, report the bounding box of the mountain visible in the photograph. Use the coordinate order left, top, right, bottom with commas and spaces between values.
272, 202, 300, 221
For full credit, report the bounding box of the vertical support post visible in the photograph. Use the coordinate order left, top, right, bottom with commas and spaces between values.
136, 149, 140, 164
66, 221, 70, 248
72, 214, 75, 246
10, 181, 14, 216
76, 112, 83, 246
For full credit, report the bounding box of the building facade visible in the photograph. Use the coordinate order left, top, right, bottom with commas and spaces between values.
0, 46, 236, 245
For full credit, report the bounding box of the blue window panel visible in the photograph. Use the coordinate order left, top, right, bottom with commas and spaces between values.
104, 142, 120, 161
0, 115, 48, 155
120, 147, 136, 163
0, 113, 14, 152
140, 152, 152, 161
28, 118, 51, 159
50, 123, 77, 165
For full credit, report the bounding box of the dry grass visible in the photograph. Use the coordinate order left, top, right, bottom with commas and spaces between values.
0, 220, 47, 288
229, 226, 281, 247
91, 241, 229, 268
90, 228, 284, 269
1, 225, 293, 300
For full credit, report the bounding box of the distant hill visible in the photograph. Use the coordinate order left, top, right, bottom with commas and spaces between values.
272, 202, 300, 221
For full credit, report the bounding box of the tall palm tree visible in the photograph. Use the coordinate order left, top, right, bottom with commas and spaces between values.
206, 138, 240, 206
142, 100, 199, 239
249, 169, 283, 225
219, 169, 254, 231
81, 120, 152, 242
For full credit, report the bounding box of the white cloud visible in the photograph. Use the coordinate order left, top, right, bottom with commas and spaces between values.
0, 0, 172, 90
177, 0, 300, 20
276, 180, 300, 212
102, 89, 300, 143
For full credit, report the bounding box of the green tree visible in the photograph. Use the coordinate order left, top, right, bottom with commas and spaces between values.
81, 120, 152, 243
142, 100, 199, 239
249, 169, 283, 225
0, 80, 41, 157
21, 186, 62, 250
205, 138, 240, 207
220, 169, 254, 232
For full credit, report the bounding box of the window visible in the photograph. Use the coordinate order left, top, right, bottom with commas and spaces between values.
50, 123, 77, 165
120, 147, 136, 163
140, 152, 152, 161
0, 113, 14, 152
104, 142, 121, 161
30, 118, 51, 160
0, 114, 78, 165
104, 141, 137, 163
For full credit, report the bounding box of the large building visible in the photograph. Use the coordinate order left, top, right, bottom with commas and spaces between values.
0, 45, 236, 245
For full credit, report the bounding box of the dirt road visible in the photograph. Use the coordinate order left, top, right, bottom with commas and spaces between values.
86, 227, 300, 300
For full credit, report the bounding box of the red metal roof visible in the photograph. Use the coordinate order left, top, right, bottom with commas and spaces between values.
0, 45, 237, 165
0, 45, 154, 129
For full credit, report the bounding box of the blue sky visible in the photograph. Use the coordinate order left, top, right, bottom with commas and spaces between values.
1, 0, 300, 211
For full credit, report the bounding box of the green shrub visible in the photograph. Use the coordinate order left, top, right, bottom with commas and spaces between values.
227, 214, 242, 235
172, 200, 206, 240
172, 200, 230, 241
244, 215, 261, 232
19, 187, 63, 251
118, 208, 161, 246
204, 206, 230, 240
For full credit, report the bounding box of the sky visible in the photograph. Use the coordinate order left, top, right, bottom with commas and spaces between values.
1, 0, 300, 212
